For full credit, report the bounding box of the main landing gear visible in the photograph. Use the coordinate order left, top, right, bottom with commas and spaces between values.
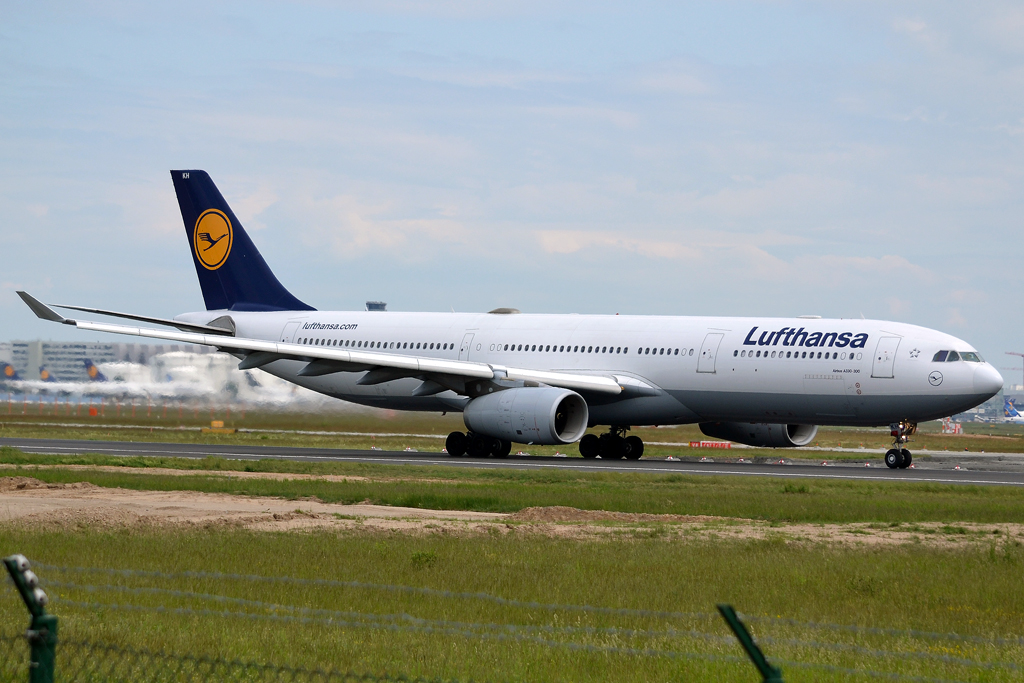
578, 427, 644, 461
884, 421, 916, 469
445, 431, 512, 459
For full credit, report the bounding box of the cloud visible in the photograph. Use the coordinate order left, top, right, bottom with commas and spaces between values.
534, 230, 701, 260
290, 192, 474, 260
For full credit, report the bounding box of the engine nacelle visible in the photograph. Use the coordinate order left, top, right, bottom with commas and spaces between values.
698, 422, 819, 448
463, 387, 589, 445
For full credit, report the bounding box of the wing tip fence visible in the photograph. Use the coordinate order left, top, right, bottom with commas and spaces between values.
4, 553, 1022, 682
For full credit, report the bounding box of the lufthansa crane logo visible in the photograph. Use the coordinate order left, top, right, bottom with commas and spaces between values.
87, 365, 98, 378
193, 209, 233, 270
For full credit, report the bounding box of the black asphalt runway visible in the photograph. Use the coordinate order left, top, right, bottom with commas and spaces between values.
3, 437, 1024, 487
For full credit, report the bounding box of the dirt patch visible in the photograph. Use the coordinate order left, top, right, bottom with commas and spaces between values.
0, 476, 97, 492
0, 476, 503, 533
0, 464, 462, 485
0, 477, 1020, 548
509, 506, 721, 524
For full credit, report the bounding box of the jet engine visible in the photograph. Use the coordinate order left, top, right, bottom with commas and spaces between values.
698, 422, 818, 448
463, 387, 589, 445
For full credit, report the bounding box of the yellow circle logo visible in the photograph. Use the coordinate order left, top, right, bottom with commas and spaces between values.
193, 209, 233, 270
4, 366, 13, 377
88, 366, 98, 378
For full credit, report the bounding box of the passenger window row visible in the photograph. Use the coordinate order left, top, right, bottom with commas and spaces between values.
294, 338, 455, 351
495, 344, 695, 357
932, 350, 982, 363
498, 344, 631, 354
735, 349, 860, 361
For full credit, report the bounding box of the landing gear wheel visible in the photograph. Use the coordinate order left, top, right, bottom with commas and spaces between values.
445, 431, 467, 457
495, 440, 512, 458
600, 434, 624, 460
579, 434, 599, 459
884, 448, 904, 469
467, 434, 489, 458
898, 449, 912, 469
624, 435, 644, 460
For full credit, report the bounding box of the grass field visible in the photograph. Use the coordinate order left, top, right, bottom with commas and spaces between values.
4, 446, 1024, 523
2, 528, 1023, 682
1, 406, 1023, 458
1, 409, 1024, 682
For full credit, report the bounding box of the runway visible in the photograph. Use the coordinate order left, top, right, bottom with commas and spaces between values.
3, 437, 1024, 487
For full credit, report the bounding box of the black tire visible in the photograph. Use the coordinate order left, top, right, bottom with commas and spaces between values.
884, 448, 903, 469
601, 435, 624, 460
579, 434, 600, 459
899, 449, 912, 469
611, 435, 627, 459
625, 435, 644, 460
467, 434, 489, 458
495, 440, 512, 458
445, 431, 467, 457
487, 437, 503, 457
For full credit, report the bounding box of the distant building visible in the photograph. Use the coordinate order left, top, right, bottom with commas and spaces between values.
9, 340, 214, 382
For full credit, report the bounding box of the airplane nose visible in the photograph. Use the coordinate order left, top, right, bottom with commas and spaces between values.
974, 364, 1003, 398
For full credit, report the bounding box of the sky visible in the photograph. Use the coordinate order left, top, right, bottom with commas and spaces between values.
1, 1, 1022, 373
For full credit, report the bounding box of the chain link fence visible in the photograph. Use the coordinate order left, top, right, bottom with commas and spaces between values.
5, 555, 1024, 682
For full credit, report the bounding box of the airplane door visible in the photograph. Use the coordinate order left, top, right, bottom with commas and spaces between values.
459, 333, 475, 361
280, 321, 303, 343
697, 333, 724, 373
871, 337, 901, 378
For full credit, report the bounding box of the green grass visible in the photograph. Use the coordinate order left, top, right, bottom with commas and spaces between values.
6, 447, 1024, 524
4, 407, 1024, 456
2, 528, 1023, 682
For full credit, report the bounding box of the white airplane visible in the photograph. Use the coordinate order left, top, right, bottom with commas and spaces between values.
17, 170, 1003, 469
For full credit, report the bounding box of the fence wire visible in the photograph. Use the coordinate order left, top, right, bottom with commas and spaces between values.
56, 639, 471, 683
9, 561, 1024, 683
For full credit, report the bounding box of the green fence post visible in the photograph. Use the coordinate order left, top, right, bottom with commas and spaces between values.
4, 555, 57, 683
717, 604, 782, 683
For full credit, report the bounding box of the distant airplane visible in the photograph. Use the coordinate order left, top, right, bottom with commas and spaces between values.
1004, 398, 1024, 424
38, 366, 57, 382
83, 358, 107, 382
17, 170, 1004, 469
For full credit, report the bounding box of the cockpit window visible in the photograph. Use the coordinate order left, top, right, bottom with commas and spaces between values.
946, 350, 961, 362
960, 351, 982, 362
932, 350, 948, 362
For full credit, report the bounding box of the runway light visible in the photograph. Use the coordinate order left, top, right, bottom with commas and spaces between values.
22, 570, 38, 588
32, 588, 48, 607
821, 461, 828, 466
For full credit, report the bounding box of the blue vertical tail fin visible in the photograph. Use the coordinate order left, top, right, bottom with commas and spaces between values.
0, 363, 19, 382
83, 359, 107, 382
170, 170, 315, 312
1005, 398, 1019, 418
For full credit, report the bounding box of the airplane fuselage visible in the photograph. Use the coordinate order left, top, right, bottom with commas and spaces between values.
178, 309, 1002, 428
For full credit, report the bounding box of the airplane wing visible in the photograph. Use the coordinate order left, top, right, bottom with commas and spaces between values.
17, 292, 622, 396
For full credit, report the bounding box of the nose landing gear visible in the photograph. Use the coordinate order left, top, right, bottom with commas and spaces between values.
579, 427, 644, 460
884, 422, 916, 469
